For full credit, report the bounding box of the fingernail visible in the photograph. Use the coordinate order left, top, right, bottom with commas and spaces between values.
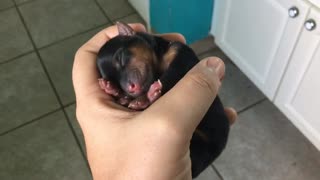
206, 57, 222, 73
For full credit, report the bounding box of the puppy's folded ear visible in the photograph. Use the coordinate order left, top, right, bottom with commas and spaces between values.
117, 21, 135, 36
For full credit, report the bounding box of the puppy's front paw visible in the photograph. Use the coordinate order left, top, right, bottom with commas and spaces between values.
147, 80, 162, 103
128, 95, 150, 110
98, 78, 120, 97
117, 95, 132, 106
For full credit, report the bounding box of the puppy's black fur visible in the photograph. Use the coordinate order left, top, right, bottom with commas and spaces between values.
97, 22, 230, 178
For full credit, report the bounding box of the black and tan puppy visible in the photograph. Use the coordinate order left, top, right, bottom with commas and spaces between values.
97, 22, 230, 178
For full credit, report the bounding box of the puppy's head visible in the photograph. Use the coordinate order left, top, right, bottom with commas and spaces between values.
113, 38, 157, 98
97, 22, 159, 97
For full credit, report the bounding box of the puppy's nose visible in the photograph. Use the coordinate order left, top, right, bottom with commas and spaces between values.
127, 83, 141, 94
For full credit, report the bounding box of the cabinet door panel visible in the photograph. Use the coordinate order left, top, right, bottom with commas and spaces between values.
212, 0, 309, 99
224, 0, 285, 79
275, 8, 320, 150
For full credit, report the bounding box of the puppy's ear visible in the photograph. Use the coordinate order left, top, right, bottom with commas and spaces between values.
117, 22, 135, 36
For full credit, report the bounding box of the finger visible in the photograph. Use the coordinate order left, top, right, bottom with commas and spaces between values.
157, 33, 186, 44
72, 23, 146, 102
144, 57, 225, 136
224, 107, 237, 125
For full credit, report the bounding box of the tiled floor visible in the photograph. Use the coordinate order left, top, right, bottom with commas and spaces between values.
0, 0, 319, 179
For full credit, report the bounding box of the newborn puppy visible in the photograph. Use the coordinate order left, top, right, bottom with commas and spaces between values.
97, 22, 230, 178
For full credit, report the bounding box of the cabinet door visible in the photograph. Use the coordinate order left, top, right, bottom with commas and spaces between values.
212, 0, 309, 99
275, 8, 320, 150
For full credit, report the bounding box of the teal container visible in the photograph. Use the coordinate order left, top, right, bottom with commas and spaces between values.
150, 0, 214, 44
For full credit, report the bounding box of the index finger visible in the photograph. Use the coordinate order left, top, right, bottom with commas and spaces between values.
72, 23, 146, 102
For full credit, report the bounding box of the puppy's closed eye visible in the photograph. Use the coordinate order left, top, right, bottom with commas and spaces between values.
113, 48, 130, 69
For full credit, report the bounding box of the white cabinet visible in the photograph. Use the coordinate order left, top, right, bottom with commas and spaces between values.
212, 0, 309, 99
275, 8, 320, 150
212, 0, 320, 149
309, 0, 320, 8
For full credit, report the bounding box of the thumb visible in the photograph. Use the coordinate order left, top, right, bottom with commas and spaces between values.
145, 57, 225, 137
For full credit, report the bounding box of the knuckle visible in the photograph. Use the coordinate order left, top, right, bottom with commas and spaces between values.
174, 33, 186, 43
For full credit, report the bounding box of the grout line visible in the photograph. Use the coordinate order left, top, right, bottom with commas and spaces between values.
63, 101, 76, 108
196, 46, 221, 58
237, 98, 267, 115
0, 108, 61, 136
111, 12, 140, 23
92, 0, 113, 24
9, 14, 139, 55
0, 50, 34, 65
93, 0, 138, 25
119, 2, 140, 22
15, 0, 38, 7
210, 164, 225, 180
0, 5, 15, 13
13, 1, 90, 170
13, 3, 62, 111
2, 4, 110, 65
37, 22, 111, 50
62, 102, 91, 172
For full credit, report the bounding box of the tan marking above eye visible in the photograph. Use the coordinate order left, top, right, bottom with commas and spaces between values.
127, 44, 160, 75
129, 46, 153, 62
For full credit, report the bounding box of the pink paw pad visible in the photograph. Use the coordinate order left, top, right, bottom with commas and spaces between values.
98, 78, 120, 97
128, 96, 150, 110
147, 80, 162, 103
117, 95, 131, 106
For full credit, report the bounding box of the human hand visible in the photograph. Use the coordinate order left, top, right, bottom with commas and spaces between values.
73, 23, 236, 180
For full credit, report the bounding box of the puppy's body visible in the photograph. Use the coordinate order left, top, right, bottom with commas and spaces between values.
97, 23, 230, 178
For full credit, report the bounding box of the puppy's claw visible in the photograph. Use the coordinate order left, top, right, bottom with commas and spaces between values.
148, 80, 162, 103
98, 78, 107, 89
